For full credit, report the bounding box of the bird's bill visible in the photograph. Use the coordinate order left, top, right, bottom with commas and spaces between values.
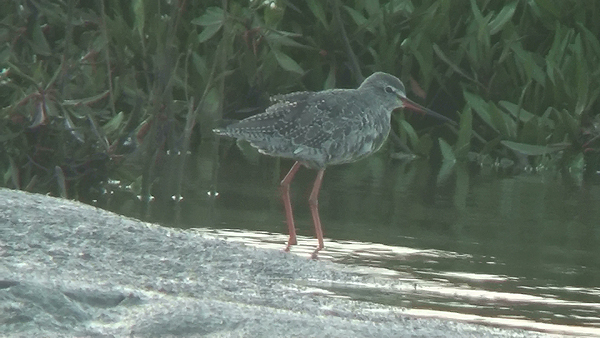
400, 97, 457, 126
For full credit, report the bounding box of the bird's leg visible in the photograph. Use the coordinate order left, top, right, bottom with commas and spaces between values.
308, 169, 325, 259
280, 161, 302, 251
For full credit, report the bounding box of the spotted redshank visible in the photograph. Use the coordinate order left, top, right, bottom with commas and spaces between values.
214, 72, 455, 258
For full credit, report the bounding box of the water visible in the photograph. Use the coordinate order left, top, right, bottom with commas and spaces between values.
105, 150, 600, 336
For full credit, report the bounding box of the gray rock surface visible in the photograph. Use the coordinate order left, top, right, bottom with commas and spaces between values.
0, 188, 558, 337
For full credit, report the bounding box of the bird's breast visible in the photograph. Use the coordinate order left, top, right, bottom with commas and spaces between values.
320, 106, 392, 166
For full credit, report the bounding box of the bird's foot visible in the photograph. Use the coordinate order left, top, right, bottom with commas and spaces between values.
310, 245, 324, 260
283, 239, 297, 253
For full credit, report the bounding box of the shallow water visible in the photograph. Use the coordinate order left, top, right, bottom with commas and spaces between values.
107, 150, 600, 336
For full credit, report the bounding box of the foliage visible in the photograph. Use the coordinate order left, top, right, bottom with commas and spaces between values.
1, 0, 599, 210
412, 0, 600, 181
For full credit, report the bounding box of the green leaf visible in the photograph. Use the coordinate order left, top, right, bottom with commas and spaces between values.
265, 32, 311, 49
464, 91, 515, 138
272, 49, 304, 74
481, 136, 501, 155
133, 0, 145, 36
511, 43, 545, 85
439, 138, 456, 162
455, 106, 472, 159
62, 90, 110, 106
64, 111, 84, 143
240, 49, 258, 80
577, 23, 600, 60
499, 101, 536, 122
433, 44, 472, 82
438, 138, 456, 182
45, 59, 64, 90
533, 0, 561, 18
306, 0, 328, 28
413, 35, 434, 80
0, 131, 21, 142
454, 163, 469, 210
568, 152, 584, 184
488, 2, 517, 35
559, 108, 579, 137
546, 25, 572, 86
192, 52, 208, 79
520, 115, 541, 144
463, 90, 493, 129
87, 115, 109, 150
103, 111, 125, 135
192, 7, 224, 26
324, 66, 336, 89
55, 166, 68, 199
399, 119, 419, 149
364, 0, 382, 18
488, 102, 514, 138
8, 156, 20, 189
202, 87, 221, 116
264, 3, 284, 26
573, 33, 589, 116
198, 24, 222, 43
30, 22, 52, 56
386, 0, 414, 14
343, 6, 374, 32
469, 0, 486, 26
501, 140, 569, 155
416, 133, 433, 156
236, 140, 261, 165
193, 7, 224, 42
0, 45, 9, 64
438, 159, 455, 183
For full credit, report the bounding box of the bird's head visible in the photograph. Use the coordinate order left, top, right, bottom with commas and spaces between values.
359, 72, 456, 126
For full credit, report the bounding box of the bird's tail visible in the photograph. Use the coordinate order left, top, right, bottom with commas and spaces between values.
212, 119, 240, 136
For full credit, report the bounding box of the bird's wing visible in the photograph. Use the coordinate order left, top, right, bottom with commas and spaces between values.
215, 92, 314, 138
268, 90, 370, 152
270, 91, 313, 104
216, 89, 372, 168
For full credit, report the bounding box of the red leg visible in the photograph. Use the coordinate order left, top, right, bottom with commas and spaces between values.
308, 169, 325, 259
281, 161, 301, 251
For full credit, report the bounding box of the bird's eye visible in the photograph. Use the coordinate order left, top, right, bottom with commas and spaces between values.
384, 86, 395, 93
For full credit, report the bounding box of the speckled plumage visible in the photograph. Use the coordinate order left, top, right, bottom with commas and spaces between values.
214, 72, 453, 258
214, 72, 409, 169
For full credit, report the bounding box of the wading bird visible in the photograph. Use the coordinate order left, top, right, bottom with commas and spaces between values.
215, 72, 455, 258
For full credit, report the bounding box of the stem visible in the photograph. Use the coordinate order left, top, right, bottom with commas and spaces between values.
330, 0, 363, 84
98, 0, 117, 116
